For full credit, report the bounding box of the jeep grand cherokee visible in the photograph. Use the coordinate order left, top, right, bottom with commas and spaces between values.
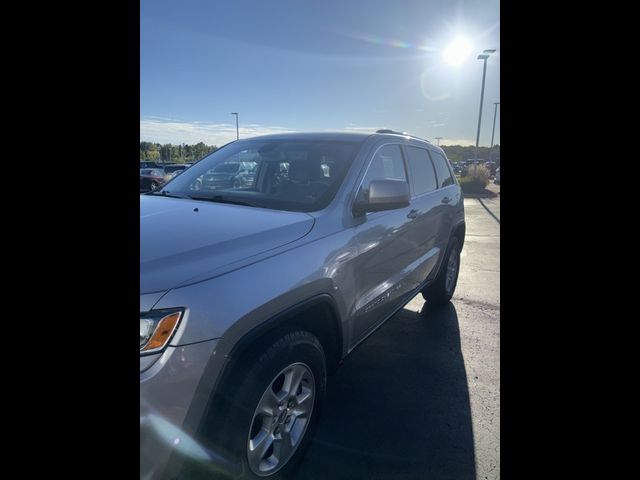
140, 130, 465, 479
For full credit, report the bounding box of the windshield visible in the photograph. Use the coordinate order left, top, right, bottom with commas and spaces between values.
161, 139, 363, 212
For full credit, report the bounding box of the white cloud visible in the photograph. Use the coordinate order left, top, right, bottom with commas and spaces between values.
139, 118, 467, 145
440, 138, 475, 146
140, 118, 295, 145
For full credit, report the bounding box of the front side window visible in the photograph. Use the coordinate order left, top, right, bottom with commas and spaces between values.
356, 144, 407, 204
429, 151, 455, 188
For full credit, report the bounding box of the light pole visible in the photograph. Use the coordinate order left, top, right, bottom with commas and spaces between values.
435, 136, 443, 146
474, 49, 496, 162
490, 101, 500, 163
231, 112, 239, 140
490, 102, 500, 148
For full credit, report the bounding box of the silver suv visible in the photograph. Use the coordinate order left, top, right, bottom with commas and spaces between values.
140, 131, 465, 479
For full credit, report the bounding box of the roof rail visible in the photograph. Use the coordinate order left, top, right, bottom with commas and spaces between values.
375, 129, 432, 144
376, 129, 403, 134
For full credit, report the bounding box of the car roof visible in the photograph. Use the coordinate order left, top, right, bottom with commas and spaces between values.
242, 131, 372, 142
234, 130, 434, 146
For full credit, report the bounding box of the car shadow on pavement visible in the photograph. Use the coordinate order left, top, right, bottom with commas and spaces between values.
296, 302, 476, 480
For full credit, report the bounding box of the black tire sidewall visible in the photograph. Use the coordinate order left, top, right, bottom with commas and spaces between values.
216, 331, 327, 480
444, 237, 461, 297
422, 236, 461, 305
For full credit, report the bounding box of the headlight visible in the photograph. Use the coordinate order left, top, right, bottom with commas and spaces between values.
140, 308, 184, 355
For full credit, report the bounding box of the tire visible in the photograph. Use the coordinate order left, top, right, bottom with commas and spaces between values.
422, 236, 461, 307
197, 331, 327, 480
150, 181, 159, 191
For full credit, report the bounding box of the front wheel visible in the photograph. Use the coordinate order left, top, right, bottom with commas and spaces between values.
203, 331, 327, 479
246, 362, 316, 477
422, 237, 461, 307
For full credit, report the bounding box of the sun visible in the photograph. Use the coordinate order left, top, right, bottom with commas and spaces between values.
443, 37, 473, 66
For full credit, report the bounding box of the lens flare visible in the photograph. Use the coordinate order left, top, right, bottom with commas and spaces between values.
443, 37, 473, 66
349, 32, 436, 53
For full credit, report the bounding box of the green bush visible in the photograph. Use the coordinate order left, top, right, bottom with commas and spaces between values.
459, 164, 490, 192
468, 164, 490, 185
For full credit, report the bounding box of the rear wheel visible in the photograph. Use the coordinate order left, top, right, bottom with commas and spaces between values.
422, 237, 461, 306
150, 181, 159, 191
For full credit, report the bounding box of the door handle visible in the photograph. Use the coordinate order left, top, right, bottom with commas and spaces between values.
441, 196, 451, 204
407, 209, 419, 219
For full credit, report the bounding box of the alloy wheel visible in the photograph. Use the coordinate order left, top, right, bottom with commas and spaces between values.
246, 363, 315, 476
445, 248, 459, 295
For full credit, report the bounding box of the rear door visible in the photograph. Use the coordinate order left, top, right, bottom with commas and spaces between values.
401, 145, 444, 285
427, 149, 459, 262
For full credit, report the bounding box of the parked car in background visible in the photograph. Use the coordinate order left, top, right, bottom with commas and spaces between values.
140, 130, 465, 479
140, 168, 168, 192
140, 161, 163, 169
163, 164, 190, 178
201, 161, 257, 189
494, 167, 500, 184
484, 161, 498, 176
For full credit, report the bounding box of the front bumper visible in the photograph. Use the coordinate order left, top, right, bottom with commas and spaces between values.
140, 338, 219, 479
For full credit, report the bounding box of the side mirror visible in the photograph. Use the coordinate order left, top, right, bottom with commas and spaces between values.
353, 179, 411, 216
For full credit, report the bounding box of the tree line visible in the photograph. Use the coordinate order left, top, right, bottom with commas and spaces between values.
139, 142, 499, 165
440, 145, 500, 163
140, 142, 219, 164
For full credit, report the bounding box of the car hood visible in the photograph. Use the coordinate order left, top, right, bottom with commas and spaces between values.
140, 196, 315, 294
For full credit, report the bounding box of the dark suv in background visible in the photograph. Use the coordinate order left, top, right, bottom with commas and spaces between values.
140, 130, 465, 479
201, 161, 258, 189
140, 161, 163, 169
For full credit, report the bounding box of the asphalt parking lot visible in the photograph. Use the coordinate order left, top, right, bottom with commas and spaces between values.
296, 195, 500, 480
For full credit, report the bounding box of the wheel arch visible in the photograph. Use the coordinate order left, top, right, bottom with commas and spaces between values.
182, 294, 344, 447
452, 220, 466, 252
220, 294, 344, 374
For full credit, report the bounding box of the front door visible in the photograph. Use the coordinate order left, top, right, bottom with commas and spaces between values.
349, 144, 421, 345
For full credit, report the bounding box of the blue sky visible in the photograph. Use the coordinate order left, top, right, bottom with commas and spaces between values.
140, 0, 500, 147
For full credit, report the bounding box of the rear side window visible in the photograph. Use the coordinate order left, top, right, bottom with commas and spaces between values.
430, 151, 455, 188
405, 146, 438, 196
357, 144, 407, 202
